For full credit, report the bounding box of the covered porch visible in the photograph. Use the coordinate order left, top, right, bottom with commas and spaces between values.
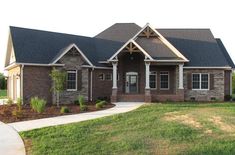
110, 43, 184, 103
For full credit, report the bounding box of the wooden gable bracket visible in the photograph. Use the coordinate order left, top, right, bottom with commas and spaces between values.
124, 42, 139, 54
138, 26, 158, 38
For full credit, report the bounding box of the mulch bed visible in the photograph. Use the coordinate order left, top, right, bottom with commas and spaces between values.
0, 103, 115, 123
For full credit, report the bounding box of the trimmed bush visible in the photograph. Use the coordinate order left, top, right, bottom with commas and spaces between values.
96, 101, 105, 109
16, 98, 22, 111
30, 97, 47, 113
6, 98, 13, 105
80, 104, 88, 112
12, 109, 22, 118
60, 106, 70, 114
78, 95, 85, 106
74, 100, 79, 105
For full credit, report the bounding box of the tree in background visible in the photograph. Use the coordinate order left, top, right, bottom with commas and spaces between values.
0, 73, 6, 90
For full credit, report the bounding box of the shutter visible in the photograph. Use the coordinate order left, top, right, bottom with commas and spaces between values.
77, 70, 82, 90
64, 72, 67, 90
210, 74, 214, 90
187, 73, 192, 89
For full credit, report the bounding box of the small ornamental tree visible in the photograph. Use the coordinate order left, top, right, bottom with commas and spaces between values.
50, 68, 66, 107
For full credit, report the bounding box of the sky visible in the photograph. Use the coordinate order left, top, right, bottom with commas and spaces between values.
0, 0, 234, 74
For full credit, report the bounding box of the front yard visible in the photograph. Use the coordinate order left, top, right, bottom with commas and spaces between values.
20, 103, 235, 155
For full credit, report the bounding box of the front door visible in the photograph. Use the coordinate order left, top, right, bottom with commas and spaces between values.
125, 72, 138, 93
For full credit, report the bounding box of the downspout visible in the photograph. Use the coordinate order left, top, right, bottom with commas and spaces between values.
21, 64, 24, 104
90, 68, 94, 101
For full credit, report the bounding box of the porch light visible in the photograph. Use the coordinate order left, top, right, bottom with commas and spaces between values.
5, 76, 8, 80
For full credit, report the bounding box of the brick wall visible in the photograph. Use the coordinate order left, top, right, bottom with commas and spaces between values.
23, 66, 52, 104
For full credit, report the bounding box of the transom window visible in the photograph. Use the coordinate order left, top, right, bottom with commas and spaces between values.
192, 73, 209, 90
149, 71, 157, 89
67, 70, 77, 91
160, 71, 169, 89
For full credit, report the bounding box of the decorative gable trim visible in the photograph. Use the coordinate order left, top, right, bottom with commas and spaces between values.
133, 23, 189, 62
51, 43, 94, 66
108, 39, 153, 61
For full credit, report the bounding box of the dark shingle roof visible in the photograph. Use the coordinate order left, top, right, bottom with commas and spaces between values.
135, 37, 180, 60
158, 29, 232, 67
9, 24, 234, 68
10, 26, 123, 66
95, 23, 141, 42
216, 38, 235, 68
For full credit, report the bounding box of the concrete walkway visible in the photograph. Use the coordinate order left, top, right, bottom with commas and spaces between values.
9, 102, 144, 132
0, 122, 25, 155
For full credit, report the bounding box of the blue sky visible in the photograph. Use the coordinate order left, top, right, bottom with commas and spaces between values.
0, 0, 234, 74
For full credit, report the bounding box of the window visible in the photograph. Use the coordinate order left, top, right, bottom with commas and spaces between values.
98, 73, 104, 80
149, 71, 157, 89
160, 71, 169, 89
105, 73, 112, 80
67, 70, 77, 91
192, 73, 209, 90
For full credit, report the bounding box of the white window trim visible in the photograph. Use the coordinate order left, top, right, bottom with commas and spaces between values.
150, 71, 157, 89
67, 70, 77, 91
160, 71, 170, 90
192, 73, 209, 90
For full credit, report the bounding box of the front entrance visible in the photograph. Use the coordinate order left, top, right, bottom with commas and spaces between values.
125, 72, 138, 93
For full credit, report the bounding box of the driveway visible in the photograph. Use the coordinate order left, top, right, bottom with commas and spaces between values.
9, 102, 145, 132
0, 122, 25, 155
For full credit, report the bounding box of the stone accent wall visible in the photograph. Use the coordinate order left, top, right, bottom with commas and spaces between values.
58, 69, 89, 104
54, 50, 89, 104
184, 69, 224, 101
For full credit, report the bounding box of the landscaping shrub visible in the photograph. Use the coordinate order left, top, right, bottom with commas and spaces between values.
80, 104, 88, 112
6, 98, 13, 105
224, 95, 232, 101
12, 109, 22, 118
30, 97, 47, 113
78, 95, 85, 105
60, 106, 70, 114
95, 99, 102, 104
16, 98, 22, 111
96, 101, 106, 109
74, 99, 79, 105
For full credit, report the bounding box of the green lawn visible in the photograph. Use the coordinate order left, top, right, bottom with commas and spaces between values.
0, 89, 7, 99
20, 103, 235, 155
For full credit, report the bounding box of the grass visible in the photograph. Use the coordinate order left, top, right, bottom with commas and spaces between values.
20, 103, 235, 155
0, 89, 7, 99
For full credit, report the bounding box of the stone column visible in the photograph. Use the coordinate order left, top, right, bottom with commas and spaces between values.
179, 64, 184, 89
111, 61, 118, 103
145, 61, 151, 102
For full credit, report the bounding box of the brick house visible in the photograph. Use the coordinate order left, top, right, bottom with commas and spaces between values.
4, 23, 234, 104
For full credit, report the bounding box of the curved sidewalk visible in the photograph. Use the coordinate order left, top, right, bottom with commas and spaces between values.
8, 102, 144, 132
0, 122, 25, 155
